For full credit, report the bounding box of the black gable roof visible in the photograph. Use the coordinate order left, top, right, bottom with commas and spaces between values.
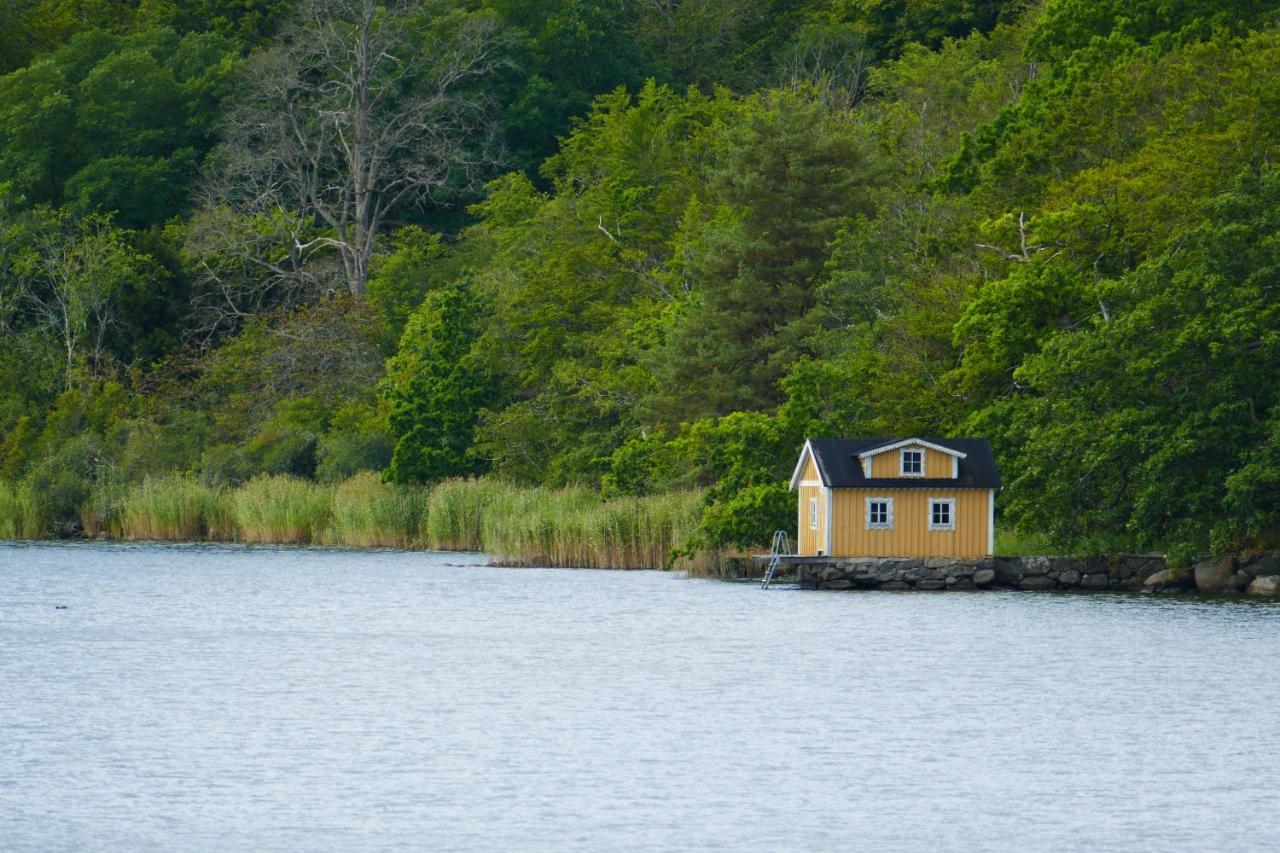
806, 438, 1001, 489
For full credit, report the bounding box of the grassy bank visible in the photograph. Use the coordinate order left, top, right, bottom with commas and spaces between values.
0, 473, 710, 570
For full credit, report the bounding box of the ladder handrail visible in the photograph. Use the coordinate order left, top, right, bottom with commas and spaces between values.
761, 529, 791, 589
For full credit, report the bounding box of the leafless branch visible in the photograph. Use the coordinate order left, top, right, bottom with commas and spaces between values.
201, 0, 512, 305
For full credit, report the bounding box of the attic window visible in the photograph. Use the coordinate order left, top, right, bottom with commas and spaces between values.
900, 449, 924, 476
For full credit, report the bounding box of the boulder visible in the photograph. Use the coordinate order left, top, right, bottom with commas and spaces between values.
993, 559, 1022, 585
973, 567, 997, 587
1246, 554, 1280, 577
875, 565, 902, 583
850, 563, 876, 580
916, 579, 946, 590
1020, 557, 1050, 577
948, 579, 976, 590
1058, 569, 1082, 586
923, 557, 954, 569
1130, 560, 1167, 586
823, 579, 852, 590
1194, 559, 1244, 594
880, 580, 910, 591
1020, 575, 1057, 590
1143, 569, 1170, 591
1144, 569, 1195, 592
1247, 576, 1280, 596
1082, 573, 1110, 589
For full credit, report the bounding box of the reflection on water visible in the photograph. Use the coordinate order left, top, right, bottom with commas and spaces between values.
2, 541, 1279, 851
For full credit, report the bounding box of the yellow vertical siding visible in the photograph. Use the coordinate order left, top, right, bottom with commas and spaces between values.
795, 454, 827, 555
829, 488, 992, 558
868, 445, 957, 479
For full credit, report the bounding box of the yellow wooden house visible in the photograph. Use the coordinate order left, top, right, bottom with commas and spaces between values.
789, 438, 1001, 558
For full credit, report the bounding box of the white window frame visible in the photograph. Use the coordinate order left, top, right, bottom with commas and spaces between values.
928, 497, 957, 532
866, 497, 894, 530
809, 497, 819, 530
900, 448, 925, 477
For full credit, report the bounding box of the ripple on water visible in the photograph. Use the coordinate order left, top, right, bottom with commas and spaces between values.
2, 541, 1280, 852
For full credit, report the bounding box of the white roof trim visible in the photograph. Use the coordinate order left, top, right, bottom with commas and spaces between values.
789, 440, 827, 490
858, 438, 967, 460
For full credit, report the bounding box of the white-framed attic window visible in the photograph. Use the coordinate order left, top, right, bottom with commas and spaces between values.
928, 498, 956, 531
900, 448, 924, 477
866, 497, 893, 530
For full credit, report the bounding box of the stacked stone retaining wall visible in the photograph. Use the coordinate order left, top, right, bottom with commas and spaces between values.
786, 552, 1280, 595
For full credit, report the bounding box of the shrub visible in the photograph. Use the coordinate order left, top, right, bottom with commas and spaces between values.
696, 482, 794, 551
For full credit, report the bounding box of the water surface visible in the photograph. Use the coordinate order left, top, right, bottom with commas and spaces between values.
3, 542, 1279, 851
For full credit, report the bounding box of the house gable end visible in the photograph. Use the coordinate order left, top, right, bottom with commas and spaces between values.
857, 438, 967, 460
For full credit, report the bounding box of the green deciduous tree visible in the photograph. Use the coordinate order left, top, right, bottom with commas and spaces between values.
976, 167, 1280, 557
384, 282, 499, 484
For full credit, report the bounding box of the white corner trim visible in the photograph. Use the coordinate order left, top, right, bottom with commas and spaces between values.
927, 497, 957, 532
866, 496, 894, 530
859, 438, 967, 460
952, 455, 959, 479
988, 489, 995, 556
798, 493, 806, 553
824, 486, 833, 554
862, 457, 871, 478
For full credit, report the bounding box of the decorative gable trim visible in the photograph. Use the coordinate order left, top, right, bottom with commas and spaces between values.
857, 438, 968, 460
789, 440, 828, 490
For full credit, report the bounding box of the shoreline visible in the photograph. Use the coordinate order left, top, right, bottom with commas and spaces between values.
6, 537, 1279, 597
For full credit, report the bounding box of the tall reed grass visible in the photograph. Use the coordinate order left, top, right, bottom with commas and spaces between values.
326, 472, 427, 548
231, 475, 331, 544
481, 485, 705, 570
0, 479, 50, 540
117, 474, 235, 540
425, 477, 509, 550
4, 469, 712, 570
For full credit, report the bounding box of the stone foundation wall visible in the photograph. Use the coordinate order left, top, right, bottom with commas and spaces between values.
794, 552, 1280, 595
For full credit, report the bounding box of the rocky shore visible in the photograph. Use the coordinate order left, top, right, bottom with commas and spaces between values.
780, 552, 1280, 595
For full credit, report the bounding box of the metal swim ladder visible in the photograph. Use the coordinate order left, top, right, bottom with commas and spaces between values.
761, 530, 791, 589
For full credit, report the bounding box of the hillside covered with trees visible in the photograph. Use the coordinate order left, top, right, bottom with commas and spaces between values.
1, 0, 1279, 562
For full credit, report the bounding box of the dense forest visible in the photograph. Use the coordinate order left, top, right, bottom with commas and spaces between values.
1, 0, 1279, 561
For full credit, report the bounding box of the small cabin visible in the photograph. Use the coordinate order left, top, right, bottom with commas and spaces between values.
789, 438, 1001, 559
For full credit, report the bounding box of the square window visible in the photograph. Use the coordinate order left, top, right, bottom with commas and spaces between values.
867, 497, 893, 530
929, 498, 956, 531
901, 449, 923, 476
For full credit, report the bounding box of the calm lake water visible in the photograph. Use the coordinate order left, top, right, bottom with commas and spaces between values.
3, 542, 1280, 851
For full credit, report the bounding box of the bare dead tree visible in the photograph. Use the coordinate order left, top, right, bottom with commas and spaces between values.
775, 27, 873, 112
205, 0, 510, 305
184, 202, 341, 340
